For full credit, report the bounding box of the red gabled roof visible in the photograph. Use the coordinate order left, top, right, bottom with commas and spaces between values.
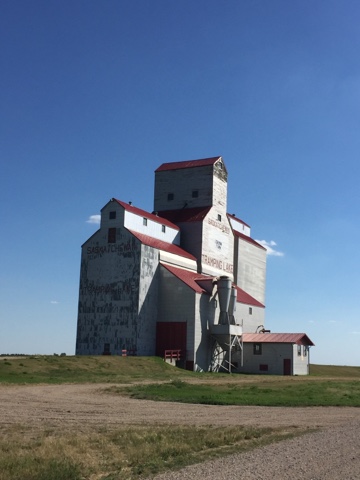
233, 230, 267, 251
160, 263, 209, 293
157, 207, 211, 223
113, 200, 179, 230
242, 333, 314, 346
127, 230, 196, 260
235, 286, 265, 308
155, 157, 221, 172
160, 263, 265, 307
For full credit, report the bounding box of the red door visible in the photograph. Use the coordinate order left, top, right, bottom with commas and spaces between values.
156, 322, 186, 357
283, 358, 291, 375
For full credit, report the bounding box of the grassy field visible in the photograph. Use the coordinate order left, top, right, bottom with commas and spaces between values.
0, 355, 192, 384
0, 356, 359, 479
0, 424, 301, 480
1, 356, 359, 407
1, 355, 359, 385
119, 377, 360, 407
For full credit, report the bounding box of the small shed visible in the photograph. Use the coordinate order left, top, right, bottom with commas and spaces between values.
238, 333, 315, 375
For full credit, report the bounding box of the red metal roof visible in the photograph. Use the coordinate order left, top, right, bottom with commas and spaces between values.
113, 200, 179, 230
160, 263, 209, 293
235, 286, 265, 308
155, 157, 222, 172
127, 230, 196, 260
160, 263, 265, 307
233, 230, 267, 251
157, 207, 211, 223
242, 333, 314, 346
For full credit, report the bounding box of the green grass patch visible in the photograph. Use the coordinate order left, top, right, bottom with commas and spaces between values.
310, 364, 360, 377
118, 378, 360, 407
0, 424, 305, 480
0, 356, 194, 385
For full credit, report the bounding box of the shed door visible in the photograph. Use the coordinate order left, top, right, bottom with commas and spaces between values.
283, 358, 291, 375
156, 322, 186, 357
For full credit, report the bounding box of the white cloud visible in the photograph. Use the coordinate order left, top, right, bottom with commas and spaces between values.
86, 214, 101, 225
255, 239, 284, 257
50, 300, 59, 305
351, 331, 360, 335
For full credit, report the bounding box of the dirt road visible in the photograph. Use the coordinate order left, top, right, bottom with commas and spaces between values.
1, 383, 359, 479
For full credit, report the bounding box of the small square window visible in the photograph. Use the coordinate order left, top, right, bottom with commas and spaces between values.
253, 343, 262, 355
167, 193, 174, 201
143, 218, 147, 226
161, 225, 166, 233
108, 228, 116, 243
259, 364, 268, 371
192, 190, 199, 198
109, 211, 116, 220
217, 214, 222, 222
249, 307, 253, 315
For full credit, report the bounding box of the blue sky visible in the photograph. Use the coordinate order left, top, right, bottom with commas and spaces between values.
1, 1, 359, 365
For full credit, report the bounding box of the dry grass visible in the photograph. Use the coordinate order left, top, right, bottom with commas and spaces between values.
0, 423, 306, 480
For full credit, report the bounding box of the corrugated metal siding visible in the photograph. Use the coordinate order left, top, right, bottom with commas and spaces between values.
242, 333, 314, 345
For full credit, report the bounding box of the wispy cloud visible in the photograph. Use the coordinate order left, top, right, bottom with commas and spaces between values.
86, 214, 101, 225
255, 240, 284, 257
351, 331, 360, 335
50, 300, 59, 305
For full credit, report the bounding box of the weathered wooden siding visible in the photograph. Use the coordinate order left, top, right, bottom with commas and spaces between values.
76, 227, 141, 355
235, 237, 266, 304
154, 165, 215, 211
136, 244, 159, 355
235, 343, 294, 375
175, 221, 203, 269
235, 304, 265, 333
158, 265, 196, 362
194, 293, 217, 371
201, 208, 234, 278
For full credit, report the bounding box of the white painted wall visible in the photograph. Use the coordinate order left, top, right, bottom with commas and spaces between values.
228, 215, 251, 237
124, 211, 180, 244
292, 344, 310, 375
201, 208, 234, 278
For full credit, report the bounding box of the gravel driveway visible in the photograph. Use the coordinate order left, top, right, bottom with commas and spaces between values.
1, 383, 359, 479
